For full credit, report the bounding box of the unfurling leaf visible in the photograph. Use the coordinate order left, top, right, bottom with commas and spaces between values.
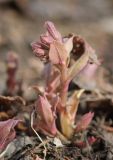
67, 51, 89, 81
34, 95, 57, 136
75, 112, 94, 133
67, 36, 99, 81
0, 119, 20, 151
60, 89, 84, 138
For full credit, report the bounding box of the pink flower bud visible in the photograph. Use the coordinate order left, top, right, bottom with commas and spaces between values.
45, 21, 62, 42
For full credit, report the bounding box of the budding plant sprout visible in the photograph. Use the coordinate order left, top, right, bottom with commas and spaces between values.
31, 21, 99, 140
0, 21, 99, 159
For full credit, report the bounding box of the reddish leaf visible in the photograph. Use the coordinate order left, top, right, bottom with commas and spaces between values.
34, 95, 57, 136
75, 112, 94, 133
0, 119, 20, 151
45, 70, 60, 94
49, 41, 68, 65
75, 136, 97, 148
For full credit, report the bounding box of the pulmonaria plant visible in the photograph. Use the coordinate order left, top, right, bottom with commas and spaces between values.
31, 21, 99, 139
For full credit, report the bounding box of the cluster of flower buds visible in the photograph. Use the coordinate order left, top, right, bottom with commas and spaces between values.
31, 21, 99, 139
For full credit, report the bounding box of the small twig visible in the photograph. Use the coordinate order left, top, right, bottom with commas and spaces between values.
30, 110, 47, 160
35, 139, 50, 150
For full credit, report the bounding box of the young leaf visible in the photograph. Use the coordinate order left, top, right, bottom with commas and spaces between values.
75, 112, 94, 133
34, 95, 57, 136
0, 119, 20, 151
49, 41, 68, 65
67, 51, 89, 82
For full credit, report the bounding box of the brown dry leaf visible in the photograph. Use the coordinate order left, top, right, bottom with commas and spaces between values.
0, 96, 26, 106
0, 119, 21, 151
0, 112, 9, 120
17, 122, 27, 131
